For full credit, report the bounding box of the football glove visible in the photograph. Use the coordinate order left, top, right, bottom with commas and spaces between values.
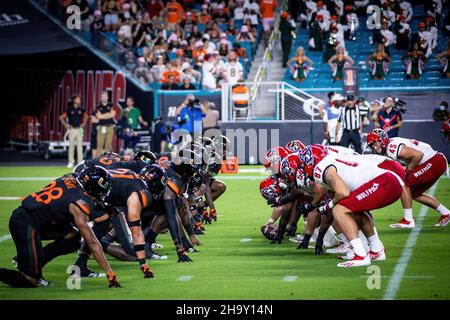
177, 248, 193, 262
141, 263, 154, 278
107, 272, 122, 288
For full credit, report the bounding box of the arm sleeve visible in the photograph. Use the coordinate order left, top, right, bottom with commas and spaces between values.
163, 199, 183, 246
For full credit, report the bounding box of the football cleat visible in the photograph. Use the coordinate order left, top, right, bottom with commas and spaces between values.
326, 243, 352, 254
288, 234, 304, 243
151, 242, 164, 250
150, 253, 168, 260
37, 277, 54, 287
11, 256, 18, 268
337, 254, 371, 268
435, 214, 450, 227
369, 248, 386, 262
390, 218, 415, 229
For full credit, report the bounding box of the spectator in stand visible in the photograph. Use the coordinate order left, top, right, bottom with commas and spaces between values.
260, 0, 277, 48
236, 25, 255, 43
95, 91, 116, 155
287, 47, 314, 83
366, 43, 391, 80
161, 74, 178, 90
202, 34, 216, 54
432, 101, 449, 121
102, 0, 121, 32
72, 0, 91, 31
328, 45, 354, 81
202, 53, 219, 90
375, 97, 403, 138
436, 39, 450, 78
308, 13, 324, 52
213, 4, 230, 24
199, 4, 212, 23
177, 76, 196, 90
181, 11, 197, 37
134, 57, 153, 84
181, 62, 201, 85
226, 20, 238, 36
402, 42, 427, 79
193, 40, 207, 68
150, 55, 166, 81
90, 10, 104, 48
280, 12, 296, 68
234, 0, 245, 22
147, 0, 164, 18
223, 52, 244, 86
394, 15, 410, 50
219, 39, 230, 58
323, 24, 341, 63
166, 0, 183, 31
411, 22, 432, 57
375, 19, 396, 57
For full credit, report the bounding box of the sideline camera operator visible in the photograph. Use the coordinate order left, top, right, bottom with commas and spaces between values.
175, 94, 207, 138
374, 96, 404, 138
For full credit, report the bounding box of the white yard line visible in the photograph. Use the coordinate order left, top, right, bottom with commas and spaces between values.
282, 275, 298, 282
0, 177, 58, 181
0, 197, 22, 200
0, 234, 12, 243
383, 182, 439, 300
240, 238, 253, 243
177, 275, 193, 282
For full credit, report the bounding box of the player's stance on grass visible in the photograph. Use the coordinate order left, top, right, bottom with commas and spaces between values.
367, 129, 450, 227
0, 166, 121, 288
299, 145, 404, 267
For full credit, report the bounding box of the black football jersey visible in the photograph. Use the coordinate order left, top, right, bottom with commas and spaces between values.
21, 174, 95, 227
107, 160, 147, 174
105, 169, 152, 209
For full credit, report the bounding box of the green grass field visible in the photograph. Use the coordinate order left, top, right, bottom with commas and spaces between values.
0, 166, 449, 300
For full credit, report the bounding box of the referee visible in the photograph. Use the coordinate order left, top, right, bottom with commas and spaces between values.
335, 94, 362, 154
59, 94, 88, 168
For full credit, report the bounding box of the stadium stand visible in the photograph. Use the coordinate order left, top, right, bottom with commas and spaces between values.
283, 3, 450, 90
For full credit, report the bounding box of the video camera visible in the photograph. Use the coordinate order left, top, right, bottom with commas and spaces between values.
384, 96, 407, 114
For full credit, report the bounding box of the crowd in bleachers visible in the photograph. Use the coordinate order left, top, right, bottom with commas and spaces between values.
284, 0, 450, 88
47, 0, 278, 90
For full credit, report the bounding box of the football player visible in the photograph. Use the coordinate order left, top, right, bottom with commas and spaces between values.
0, 166, 121, 288
443, 120, 450, 143
367, 129, 450, 227
299, 144, 405, 267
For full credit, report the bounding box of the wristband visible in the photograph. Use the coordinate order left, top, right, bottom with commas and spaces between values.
134, 244, 145, 252
138, 258, 146, 266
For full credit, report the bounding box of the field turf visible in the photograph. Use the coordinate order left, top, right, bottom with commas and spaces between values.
0, 166, 449, 300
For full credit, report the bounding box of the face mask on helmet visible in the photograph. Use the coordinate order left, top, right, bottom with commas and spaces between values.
172, 149, 202, 180
367, 129, 389, 154
263, 146, 289, 174
284, 140, 306, 154
259, 177, 283, 201
140, 164, 167, 200
77, 165, 112, 201
134, 150, 157, 164
299, 144, 328, 178
295, 168, 310, 190
279, 154, 302, 185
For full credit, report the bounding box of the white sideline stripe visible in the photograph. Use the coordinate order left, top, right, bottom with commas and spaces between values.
0, 234, 12, 243
0, 197, 21, 200
177, 275, 193, 282
283, 275, 298, 282
0, 177, 58, 181
383, 182, 439, 300
238, 169, 266, 173
240, 238, 252, 243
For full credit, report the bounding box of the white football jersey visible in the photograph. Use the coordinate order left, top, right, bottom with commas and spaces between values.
313, 155, 394, 191
325, 145, 358, 156
386, 137, 437, 166
223, 61, 243, 86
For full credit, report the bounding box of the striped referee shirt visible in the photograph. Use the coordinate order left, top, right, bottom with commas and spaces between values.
338, 105, 361, 130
